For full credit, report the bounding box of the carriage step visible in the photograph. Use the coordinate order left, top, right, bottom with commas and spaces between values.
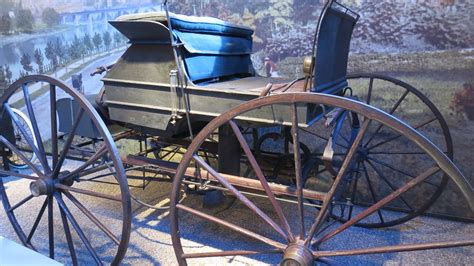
123, 155, 326, 202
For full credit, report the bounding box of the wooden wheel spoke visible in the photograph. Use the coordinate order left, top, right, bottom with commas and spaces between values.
368, 151, 427, 155
27, 198, 48, 243
53, 108, 85, 176
21, 85, 50, 173
8, 194, 34, 213
366, 160, 414, 211
0, 169, 39, 180
363, 90, 410, 148
313, 239, 474, 258
300, 127, 348, 149
366, 157, 440, 189
177, 204, 286, 250
48, 195, 54, 259
290, 104, 305, 239
0, 136, 43, 177
361, 162, 384, 223
50, 85, 59, 169
367, 156, 415, 178
346, 165, 361, 221
368, 117, 437, 151
59, 145, 108, 182
305, 118, 371, 245
193, 155, 288, 240
229, 120, 294, 242
55, 194, 102, 265
58, 200, 78, 266
63, 191, 120, 245
55, 183, 122, 202
182, 249, 281, 259
366, 77, 374, 105
313, 167, 440, 245
365, 156, 441, 191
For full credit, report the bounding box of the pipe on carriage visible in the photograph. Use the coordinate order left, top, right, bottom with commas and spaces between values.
123, 154, 326, 201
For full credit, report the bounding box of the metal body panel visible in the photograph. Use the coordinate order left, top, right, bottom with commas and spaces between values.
104, 79, 310, 129
104, 15, 317, 135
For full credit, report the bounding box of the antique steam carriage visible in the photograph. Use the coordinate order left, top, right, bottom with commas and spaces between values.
0, 0, 473, 265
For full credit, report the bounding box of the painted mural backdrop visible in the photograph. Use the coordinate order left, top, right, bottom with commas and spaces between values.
0, 0, 472, 219
170, 0, 474, 219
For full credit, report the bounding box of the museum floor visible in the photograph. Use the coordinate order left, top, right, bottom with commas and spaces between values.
1, 164, 473, 265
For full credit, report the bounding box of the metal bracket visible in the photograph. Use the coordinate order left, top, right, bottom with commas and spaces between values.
169, 70, 183, 125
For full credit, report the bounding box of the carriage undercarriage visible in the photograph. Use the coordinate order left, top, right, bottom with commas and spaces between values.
0, 0, 473, 265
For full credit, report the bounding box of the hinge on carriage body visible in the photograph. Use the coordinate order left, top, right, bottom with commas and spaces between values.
169, 70, 183, 125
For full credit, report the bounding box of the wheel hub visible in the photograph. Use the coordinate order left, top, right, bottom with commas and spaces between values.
30, 179, 54, 197
281, 241, 314, 266
356, 146, 369, 162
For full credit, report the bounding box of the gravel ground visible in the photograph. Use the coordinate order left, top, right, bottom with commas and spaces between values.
0, 162, 473, 265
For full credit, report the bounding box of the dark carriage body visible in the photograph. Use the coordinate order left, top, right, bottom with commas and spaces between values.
96, 6, 357, 136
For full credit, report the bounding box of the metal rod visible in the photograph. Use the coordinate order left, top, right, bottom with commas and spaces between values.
8, 194, 34, 213
182, 249, 281, 259
363, 90, 409, 148
291, 104, 305, 239
361, 162, 384, 223
22, 85, 50, 173
313, 239, 474, 257
63, 191, 120, 245
55, 195, 102, 264
48, 195, 54, 259
27, 198, 48, 243
0, 169, 39, 180
55, 183, 122, 202
305, 118, 371, 246
229, 120, 294, 242
53, 109, 85, 176
193, 154, 288, 240
124, 154, 326, 201
59, 145, 108, 182
177, 204, 286, 250
50, 84, 59, 170
58, 199, 78, 266
314, 167, 440, 245
368, 117, 437, 150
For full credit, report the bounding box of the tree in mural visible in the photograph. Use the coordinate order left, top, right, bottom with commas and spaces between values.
409, 1, 473, 50
34, 48, 44, 73
20, 52, 33, 73
4, 65, 12, 85
0, 12, 12, 34
93, 32, 103, 52
68, 35, 84, 60
103, 31, 112, 50
83, 33, 94, 54
45, 40, 59, 69
42, 7, 61, 27
54, 38, 66, 65
113, 31, 126, 47
15, 8, 34, 32
0, 66, 7, 94
353, 0, 409, 49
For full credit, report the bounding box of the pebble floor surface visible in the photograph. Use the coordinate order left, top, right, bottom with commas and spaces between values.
0, 160, 473, 265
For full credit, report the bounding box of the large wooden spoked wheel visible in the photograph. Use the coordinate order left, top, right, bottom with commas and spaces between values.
0, 75, 131, 265
328, 73, 452, 228
170, 93, 474, 265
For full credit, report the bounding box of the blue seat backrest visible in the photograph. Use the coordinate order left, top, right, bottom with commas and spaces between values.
170, 14, 255, 83
313, 4, 358, 93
